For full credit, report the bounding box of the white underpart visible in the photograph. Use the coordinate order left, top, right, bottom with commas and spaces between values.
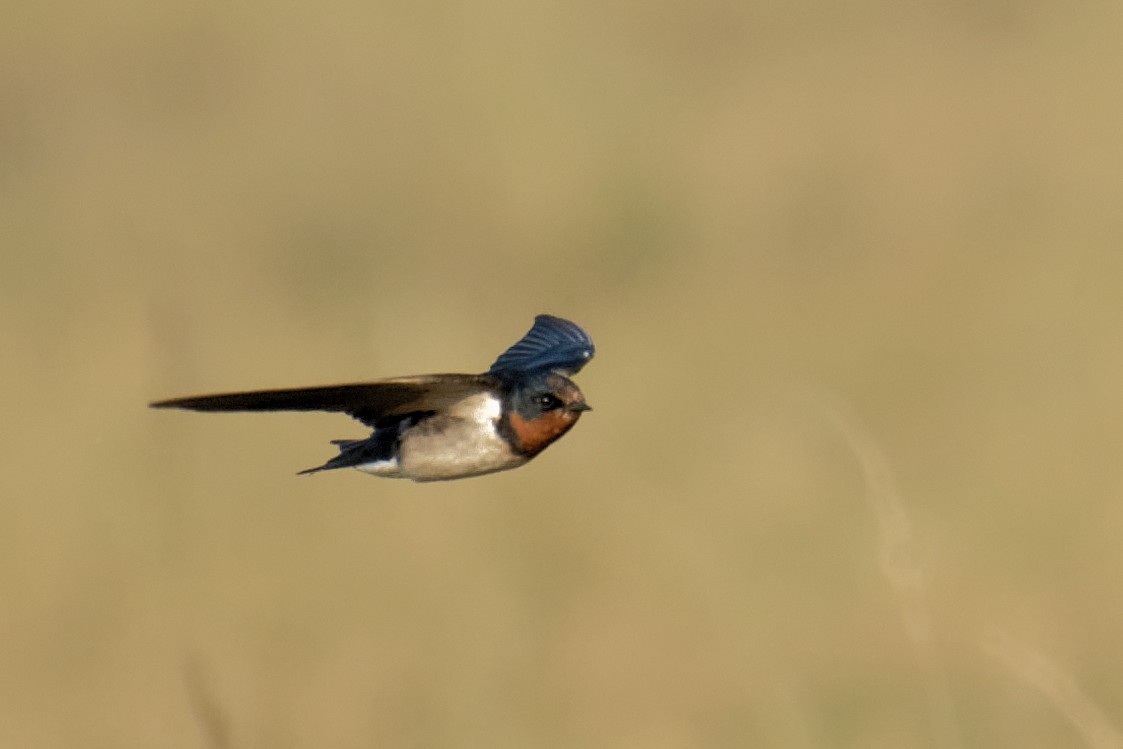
354, 392, 520, 482
354, 457, 402, 477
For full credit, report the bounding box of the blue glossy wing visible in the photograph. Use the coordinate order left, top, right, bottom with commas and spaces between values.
488, 315, 595, 376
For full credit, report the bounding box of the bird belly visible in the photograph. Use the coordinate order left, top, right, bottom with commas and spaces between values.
353, 457, 405, 478
397, 393, 523, 481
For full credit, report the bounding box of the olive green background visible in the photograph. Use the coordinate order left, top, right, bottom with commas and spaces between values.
4, 1, 1123, 746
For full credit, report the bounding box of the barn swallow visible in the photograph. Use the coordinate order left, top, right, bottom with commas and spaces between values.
150, 315, 594, 481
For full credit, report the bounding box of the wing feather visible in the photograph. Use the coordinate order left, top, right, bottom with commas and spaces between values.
487, 315, 595, 377
150, 374, 495, 428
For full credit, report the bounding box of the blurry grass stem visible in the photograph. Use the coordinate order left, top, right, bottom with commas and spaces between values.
828, 402, 961, 749
985, 632, 1123, 749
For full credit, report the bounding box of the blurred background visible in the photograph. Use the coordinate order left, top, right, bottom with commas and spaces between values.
4, 0, 1123, 746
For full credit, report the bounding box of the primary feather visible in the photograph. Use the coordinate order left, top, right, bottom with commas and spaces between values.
149, 375, 493, 428
488, 314, 595, 377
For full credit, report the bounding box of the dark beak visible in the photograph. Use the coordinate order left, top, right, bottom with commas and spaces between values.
570, 402, 592, 413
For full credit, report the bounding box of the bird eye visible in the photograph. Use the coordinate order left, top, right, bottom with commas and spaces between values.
537, 394, 563, 411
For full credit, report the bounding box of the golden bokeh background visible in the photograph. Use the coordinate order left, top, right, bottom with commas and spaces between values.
4, 1, 1123, 746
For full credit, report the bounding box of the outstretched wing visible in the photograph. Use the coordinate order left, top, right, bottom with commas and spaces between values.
487, 315, 595, 377
150, 374, 494, 428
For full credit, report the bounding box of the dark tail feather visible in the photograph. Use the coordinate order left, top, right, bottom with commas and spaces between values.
297, 438, 391, 475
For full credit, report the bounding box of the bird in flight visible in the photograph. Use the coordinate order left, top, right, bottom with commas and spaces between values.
150, 315, 594, 481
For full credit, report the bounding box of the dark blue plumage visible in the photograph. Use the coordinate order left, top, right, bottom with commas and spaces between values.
488, 314, 595, 378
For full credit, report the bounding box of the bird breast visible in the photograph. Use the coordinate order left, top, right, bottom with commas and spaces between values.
398, 392, 521, 481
